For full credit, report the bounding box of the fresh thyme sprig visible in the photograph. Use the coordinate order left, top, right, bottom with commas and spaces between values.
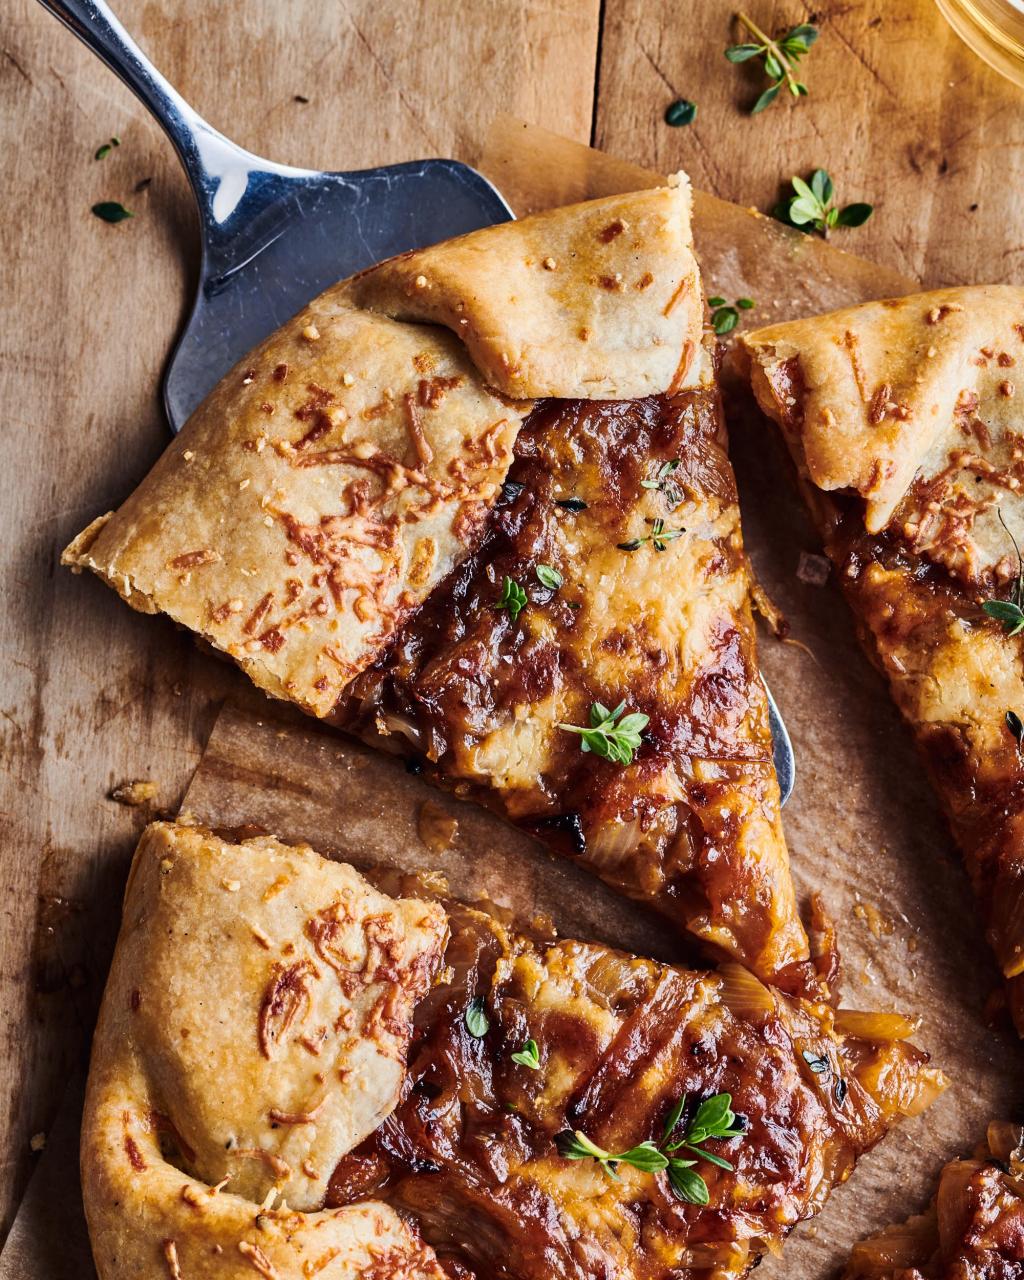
641, 459, 682, 504
707, 296, 755, 335
559, 701, 649, 766
510, 1039, 541, 1070
554, 1092, 744, 1205
983, 511, 1024, 635
773, 170, 873, 237
618, 517, 685, 552
495, 576, 528, 621
725, 13, 818, 113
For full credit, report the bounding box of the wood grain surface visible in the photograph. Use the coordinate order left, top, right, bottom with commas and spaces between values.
1, 0, 1022, 1251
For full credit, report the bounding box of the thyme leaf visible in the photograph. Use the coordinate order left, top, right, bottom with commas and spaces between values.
641, 458, 682, 502
495, 576, 528, 621
91, 201, 133, 224
464, 997, 489, 1038
665, 98, 698, 126
1007, 710, 1024, 754
983, 510, 1024, 635
510, 1038, 541, 1070
536, 564, 563, 590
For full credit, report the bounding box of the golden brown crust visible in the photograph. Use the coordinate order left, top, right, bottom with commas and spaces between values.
340, 175, 702, 400
62, 180, 700, 718
741, 286, 1024, 549
81, 822, 447, 1279
739, 287, 1024, 1030
842, 1122, 1024, 1280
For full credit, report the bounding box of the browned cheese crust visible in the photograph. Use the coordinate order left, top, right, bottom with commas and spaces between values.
842, 1122, 1024, 1280
82, 824, 944, 1280
338, 342, 810, 992
62, 176, 812, 992
81, 822, 448, 1280
739, 286, 1024, 1031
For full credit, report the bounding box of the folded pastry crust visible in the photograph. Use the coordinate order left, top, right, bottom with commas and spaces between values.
64, 178, 808, 991
842, 1122, 1024, 1280
82, 823, 945, 1280
82, 822, 447, 1279
739, 286, 1024, 1029
64, 181, 701, 717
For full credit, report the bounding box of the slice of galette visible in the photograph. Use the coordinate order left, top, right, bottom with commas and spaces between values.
63, 179, 811, 990
739, 285, 1024, 1028
842, 1122, 1024, 1280
81, 822, 945, 1280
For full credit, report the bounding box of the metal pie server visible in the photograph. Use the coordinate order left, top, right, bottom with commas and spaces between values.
37, 0, 795, 803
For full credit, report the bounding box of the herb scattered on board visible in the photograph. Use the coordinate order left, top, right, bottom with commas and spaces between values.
536, 564, 563, 590
983, 511, 1024, 635
773, 170, 873, 236
94, 135, 120, 161
495, 576, 528, 621
1007, 711, 1024, 754
725, 13, 818, 113
618, 517, 685, 552
707, 296, 755, 335
511, 1039, 541, 1070
92, 201, 133, 224
665, 99, 698, 127
641, 459, 681, 502
464, 997, 489, 1038
559, 701, 649, 766
555, 1092, 744, 1205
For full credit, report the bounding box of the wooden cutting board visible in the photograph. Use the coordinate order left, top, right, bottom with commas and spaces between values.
4, 124, 1020, 1280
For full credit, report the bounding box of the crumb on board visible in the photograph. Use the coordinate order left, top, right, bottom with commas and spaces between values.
109, 779, 159, 806
29, 1132, 45, 1152
418, 800, 458, 854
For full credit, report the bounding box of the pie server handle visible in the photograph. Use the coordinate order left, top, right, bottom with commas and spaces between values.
35, 0, 308, 235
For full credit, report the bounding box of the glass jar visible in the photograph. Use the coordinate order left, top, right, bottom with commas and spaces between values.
935, 0, 1024, 85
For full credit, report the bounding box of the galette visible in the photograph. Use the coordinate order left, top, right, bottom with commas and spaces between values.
64, 179, 814, 993
82, 821, 945, 1279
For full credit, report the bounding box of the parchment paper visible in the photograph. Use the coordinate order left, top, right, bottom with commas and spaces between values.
5, 123, 1022, 1280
